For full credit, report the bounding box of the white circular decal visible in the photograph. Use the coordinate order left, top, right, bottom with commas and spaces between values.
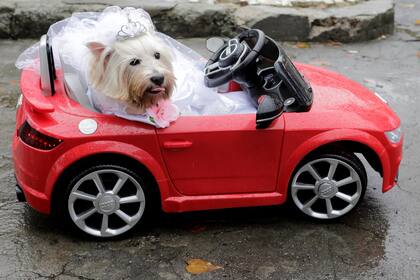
78, 119, 97, 135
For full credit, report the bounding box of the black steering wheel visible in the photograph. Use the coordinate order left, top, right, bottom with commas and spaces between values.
204, 29, 266, 88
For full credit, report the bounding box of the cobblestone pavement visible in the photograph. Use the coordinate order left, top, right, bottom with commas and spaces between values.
0, 0, 419, 279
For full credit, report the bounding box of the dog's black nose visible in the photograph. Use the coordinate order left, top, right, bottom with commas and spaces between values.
151, 75, 164, 86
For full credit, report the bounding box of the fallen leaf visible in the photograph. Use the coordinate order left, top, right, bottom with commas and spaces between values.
415, 19, 420, 25
186, 259, 222, 275
239, 0, 249, 6
325, 41, 342, 47
309, 60, 331, 66
295, 42, 311, 49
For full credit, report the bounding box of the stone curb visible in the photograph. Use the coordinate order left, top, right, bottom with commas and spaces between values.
0, 0, 394, 42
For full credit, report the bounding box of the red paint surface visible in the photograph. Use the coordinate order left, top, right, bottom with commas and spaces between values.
13, 64, 403, 215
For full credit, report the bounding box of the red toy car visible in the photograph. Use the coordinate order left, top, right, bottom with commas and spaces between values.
13, 30, 403, 238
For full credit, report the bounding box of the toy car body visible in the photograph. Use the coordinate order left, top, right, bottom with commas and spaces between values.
13, 32, 403, 238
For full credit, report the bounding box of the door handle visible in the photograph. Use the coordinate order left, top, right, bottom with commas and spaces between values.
163, 140, 193, 149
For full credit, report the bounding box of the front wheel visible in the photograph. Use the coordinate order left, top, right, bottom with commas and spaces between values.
62, 165, 150, 238
289, 152, 367, 220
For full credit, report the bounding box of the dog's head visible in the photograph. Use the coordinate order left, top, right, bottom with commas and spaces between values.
87, 33, 175, 111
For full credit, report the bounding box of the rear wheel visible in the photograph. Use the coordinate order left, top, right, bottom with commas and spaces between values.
289, 152, 367, 220
61, 164, 150, 238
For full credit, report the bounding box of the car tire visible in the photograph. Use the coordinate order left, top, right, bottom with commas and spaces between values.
57, 164, 153, 239
288, 151, 367, 220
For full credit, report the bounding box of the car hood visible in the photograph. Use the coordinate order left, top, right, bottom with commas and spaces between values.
295, 63, 400, 131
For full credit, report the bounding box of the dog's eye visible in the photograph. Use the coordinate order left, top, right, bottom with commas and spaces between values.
130, 58, 141, 66
154, 52, 160, 59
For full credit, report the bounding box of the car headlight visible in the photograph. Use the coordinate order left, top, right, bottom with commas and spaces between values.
374, 92, 388, 104
385, 126, 402, 143
16, 94, 23, 108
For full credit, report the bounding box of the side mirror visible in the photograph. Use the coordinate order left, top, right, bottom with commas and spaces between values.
206, 37, 225, 53
256, 95, 284, 129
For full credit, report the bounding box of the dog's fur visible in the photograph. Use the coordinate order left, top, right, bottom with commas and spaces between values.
87, 33, 175, 114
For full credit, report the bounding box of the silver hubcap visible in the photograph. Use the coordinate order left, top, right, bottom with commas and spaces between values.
68, 169, 145, 237
291, 158, 363, 219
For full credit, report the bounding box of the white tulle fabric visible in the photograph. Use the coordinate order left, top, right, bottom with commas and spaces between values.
15, 6, 256, 127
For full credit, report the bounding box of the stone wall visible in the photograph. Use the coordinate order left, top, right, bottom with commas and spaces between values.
0, 0, 394, 42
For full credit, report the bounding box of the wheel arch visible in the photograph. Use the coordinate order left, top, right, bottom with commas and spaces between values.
47, 141, 170, 215
278, 129, 390, 199
52, 152, 163, 214
299, 140, 383, 176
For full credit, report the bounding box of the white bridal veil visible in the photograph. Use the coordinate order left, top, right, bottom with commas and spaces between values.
16, 6, 255, 127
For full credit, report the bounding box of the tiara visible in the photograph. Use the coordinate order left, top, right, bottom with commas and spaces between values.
116, 20, 147, 41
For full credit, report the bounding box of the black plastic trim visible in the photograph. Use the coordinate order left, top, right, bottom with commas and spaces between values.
16, 183, 26, 202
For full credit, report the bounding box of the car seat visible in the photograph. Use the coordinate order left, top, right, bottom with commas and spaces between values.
58, 52, 97, 111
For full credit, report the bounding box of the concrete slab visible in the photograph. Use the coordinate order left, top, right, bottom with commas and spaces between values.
0, 0, 394, 42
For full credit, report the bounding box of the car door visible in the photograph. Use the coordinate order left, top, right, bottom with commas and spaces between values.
157, 113, 284, 196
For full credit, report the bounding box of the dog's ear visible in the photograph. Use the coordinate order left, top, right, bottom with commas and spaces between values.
87, 41, 113, 70
86, 42, 107, 58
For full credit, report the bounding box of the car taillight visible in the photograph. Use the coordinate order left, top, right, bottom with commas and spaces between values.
18, 121, 62, 150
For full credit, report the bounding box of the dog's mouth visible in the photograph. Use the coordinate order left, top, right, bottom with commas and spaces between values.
147, 85, 166, 95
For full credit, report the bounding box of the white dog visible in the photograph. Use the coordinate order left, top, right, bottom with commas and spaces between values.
87, 32, 175, 114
